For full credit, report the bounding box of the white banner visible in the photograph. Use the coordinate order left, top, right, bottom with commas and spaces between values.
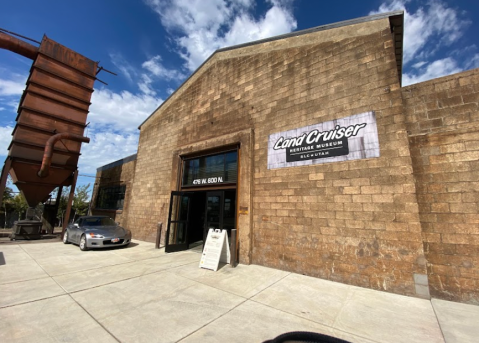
267, 111, 380, 169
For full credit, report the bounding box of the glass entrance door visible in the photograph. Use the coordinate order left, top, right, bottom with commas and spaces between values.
204, 191, 222, 241
165, 191, 192, 253
203, 190, 236, 240
166, 190, 237, 253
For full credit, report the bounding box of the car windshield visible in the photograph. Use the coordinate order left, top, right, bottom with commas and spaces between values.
82, 217, 117, 227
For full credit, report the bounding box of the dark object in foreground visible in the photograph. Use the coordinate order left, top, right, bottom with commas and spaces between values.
263, 331, 351, 343
63, 216, 132, 251
10, 220, 43, 240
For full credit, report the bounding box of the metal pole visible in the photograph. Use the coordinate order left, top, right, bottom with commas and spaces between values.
230, 229, 237, 268
62, 170, 78, 239
155, 222, 163, 249
51, 186, 63, 233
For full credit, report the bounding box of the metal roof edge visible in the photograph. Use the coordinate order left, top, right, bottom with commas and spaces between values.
216, 10, 404, 53
138, 10, 404, 129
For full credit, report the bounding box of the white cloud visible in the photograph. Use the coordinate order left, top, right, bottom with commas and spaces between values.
0, 67, 161, 175
371, 0, 476, 85
465, 53, 479, 70
0, 83, 155, 177
402, 57, 462, 85
146, 0, 297, 71
412, 61, 427, 69
0, 126, 13, 158
88, 88, 162, 132
0, 72, 27, 96
109, 52, 184, 96
109, 53, 137, 82
0, 84, 159, 170
137, 74, 156, 96
142, 55, 186, 80
79, 130, 140, 174
370, 0, 470, 65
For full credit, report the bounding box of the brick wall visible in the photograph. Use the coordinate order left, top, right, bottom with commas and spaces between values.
91, 158, 136, 227
126, 17, 429, 297
249, 21, 425, 297
404, 69, 479, 304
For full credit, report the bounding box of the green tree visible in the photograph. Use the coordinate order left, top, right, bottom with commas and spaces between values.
11, 193, 29, 220
2, 187, 14, 206
2, 187, 14, 228
56, 187, 70, 227
55, 185, 91, 225
72, 184, 90, 221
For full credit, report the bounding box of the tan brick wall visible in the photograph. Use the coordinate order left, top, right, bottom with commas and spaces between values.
250, 21, 424, 297
404, 69, 479, 136
405, 69, 479, 304
91, 158, 136, 227
125, 17, 428, 297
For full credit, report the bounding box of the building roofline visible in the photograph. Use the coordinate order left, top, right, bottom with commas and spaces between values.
217, 10, 404, 53
138, 10, 404, 130
96, 153, 137, 172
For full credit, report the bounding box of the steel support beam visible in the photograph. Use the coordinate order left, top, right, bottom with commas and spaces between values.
61, 170, 78, 238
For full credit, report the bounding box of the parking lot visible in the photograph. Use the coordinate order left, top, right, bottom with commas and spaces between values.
1, 239, 478, 343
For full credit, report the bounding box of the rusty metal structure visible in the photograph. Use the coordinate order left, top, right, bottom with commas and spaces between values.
0, 29, 103, 235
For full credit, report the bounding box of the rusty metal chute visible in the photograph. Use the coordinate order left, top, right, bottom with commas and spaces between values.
0, 31, 38, 60
38, 133, 91, 178
0, 29, 98, 231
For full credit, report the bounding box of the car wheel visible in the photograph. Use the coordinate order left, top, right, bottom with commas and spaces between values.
79, 235, 88, 251
62, 230, 70, 244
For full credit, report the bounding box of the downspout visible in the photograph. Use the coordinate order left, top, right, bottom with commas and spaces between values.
37, 133, 90, 178
0, 31, 38, 60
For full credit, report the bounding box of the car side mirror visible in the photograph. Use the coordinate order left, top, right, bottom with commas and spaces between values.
74, 223, 79, 228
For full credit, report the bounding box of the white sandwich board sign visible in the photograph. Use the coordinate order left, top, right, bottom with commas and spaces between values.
199, 229, 230, 271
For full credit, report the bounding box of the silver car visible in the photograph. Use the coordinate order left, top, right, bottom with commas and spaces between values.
63, 216, 132, 251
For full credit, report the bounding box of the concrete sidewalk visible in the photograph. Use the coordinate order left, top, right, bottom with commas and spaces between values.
0, 240, 478, 343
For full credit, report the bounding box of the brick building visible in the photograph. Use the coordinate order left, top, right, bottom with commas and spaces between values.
92, 11, 479, 304
91, 154, 136, 226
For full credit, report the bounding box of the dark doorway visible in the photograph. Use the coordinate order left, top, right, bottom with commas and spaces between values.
187, 191, 207, 245
165, 189, 236, 253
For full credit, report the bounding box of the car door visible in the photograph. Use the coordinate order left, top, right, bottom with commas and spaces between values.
71, 218, 82, 243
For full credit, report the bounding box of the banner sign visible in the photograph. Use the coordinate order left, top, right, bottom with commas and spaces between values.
267, 111, 379, 169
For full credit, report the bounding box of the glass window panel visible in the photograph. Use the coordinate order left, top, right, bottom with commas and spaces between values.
206, 195, 220, 222
225, 151, 238, 183
176, 222, 187, 244
168, 222, 187, 245
182, 150, 238, 187
96, 185, 126, 210
182, 159, 199, 186
179, 196, 189, 221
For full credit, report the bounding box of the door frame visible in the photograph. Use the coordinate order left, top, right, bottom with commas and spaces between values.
165, 191, 193, 253
169, 129, 253, 263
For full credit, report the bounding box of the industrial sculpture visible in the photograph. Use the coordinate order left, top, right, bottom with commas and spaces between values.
0, 28, 111, 239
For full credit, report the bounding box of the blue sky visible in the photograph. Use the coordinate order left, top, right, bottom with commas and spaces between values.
1, 0, 479, 196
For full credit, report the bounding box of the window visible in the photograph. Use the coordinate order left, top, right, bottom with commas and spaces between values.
182, 150, 238, 187
96, 185, 126, 210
